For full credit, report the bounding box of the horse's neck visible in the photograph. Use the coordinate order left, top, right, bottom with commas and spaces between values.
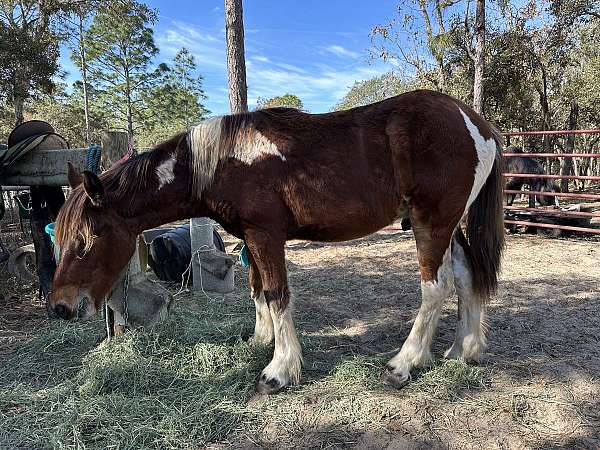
114, 147, 201, 234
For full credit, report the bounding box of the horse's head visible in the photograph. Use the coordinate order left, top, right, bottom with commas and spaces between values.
48, 164, 136, 320
539, 180, 561, 207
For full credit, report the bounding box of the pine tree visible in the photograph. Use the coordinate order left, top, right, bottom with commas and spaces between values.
138, 48, 209, 147
224, 0, 248, 113
84, 0, 162, 138
0, 0, 66, 126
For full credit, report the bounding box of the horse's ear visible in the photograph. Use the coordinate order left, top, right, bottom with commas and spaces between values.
67, 162, 83, 188
82, 171, 104, 206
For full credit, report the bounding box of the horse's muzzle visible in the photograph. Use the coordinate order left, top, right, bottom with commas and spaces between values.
53, 303, 72, 320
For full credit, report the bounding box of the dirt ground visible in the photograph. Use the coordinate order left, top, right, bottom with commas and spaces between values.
1, 230, 599, 449
267, 231, 599, 449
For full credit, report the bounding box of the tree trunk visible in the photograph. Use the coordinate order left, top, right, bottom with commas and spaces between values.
101, 131, 129, 170
14, 96, 25, 127
472, 0, 485, 114
224, 0, 248, 113
124, 63, 134, 138
561, 101, 579, 193
13, 77, 28, 127
78, 10, 91, 145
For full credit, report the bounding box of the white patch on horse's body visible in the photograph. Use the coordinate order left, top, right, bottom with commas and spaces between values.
232, 130, 286, 165
251, 291, 274, 344
386, 245, 454, 384
259, 303, 302, 387
445, 235, 487, 361
155, 154, 176, 190
459, 108, 497, 209
188, 115, 285, 199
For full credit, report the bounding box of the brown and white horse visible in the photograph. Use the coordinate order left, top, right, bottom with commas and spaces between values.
49, 90, 505, 394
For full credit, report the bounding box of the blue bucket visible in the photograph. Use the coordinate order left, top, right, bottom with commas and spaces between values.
44, 222, 60, 260
239, 244, 250, 268
45, 222, 56, 244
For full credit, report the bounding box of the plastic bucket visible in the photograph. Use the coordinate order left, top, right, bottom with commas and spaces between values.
239, 244, 250, 268
44, 222, 60, 261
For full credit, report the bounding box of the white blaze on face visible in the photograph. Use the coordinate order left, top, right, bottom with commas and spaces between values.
459, 108, 497, 208
156, 154, 177, 190
232, 130, 286, 165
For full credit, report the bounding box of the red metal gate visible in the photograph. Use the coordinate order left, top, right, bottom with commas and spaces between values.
502, 129, 600, 236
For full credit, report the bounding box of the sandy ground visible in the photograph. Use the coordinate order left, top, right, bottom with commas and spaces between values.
1, 230, 599, 448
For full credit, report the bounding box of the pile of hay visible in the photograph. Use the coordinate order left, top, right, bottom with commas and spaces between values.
0, 290, 485, 449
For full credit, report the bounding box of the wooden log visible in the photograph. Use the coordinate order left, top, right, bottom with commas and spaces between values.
0, 148, 88, 186
101, 131, 128, 169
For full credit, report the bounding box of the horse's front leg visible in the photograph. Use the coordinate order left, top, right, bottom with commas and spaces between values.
248, 254, 274, 345
245, 230, 302, 394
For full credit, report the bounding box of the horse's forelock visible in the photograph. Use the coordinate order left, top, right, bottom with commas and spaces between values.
55, 187, 95, 254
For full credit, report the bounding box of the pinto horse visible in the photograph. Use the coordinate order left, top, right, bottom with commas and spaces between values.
49, 90, 505, 394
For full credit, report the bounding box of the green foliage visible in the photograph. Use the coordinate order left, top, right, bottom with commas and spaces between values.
83, 0, 162, 137
334, 72, 414, 110
0, 0, 67, 122
370, 0, 600, 137
138, 48, 210, 147
27, 83, 110, 147
256, 93, 304, 110
0, 104, 13, 142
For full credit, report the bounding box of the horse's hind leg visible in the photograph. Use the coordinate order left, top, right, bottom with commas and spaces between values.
248, 254, 274, 345
382, 225, 454, 388
444, 233, 486, 361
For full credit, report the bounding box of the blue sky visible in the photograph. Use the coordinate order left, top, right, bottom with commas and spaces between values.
60, 0, 401, 114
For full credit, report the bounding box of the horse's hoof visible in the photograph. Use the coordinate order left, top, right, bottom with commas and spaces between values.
255, 373, 285, 395
381, 364, 411, 389
444, 345, 462, 360
240, 330, 253, 342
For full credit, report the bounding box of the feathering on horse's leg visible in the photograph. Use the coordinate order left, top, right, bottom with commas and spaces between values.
245, 232, 302, 394
248, 255, 274, 345
382, 226, 454, 389
444, 232, 487, 362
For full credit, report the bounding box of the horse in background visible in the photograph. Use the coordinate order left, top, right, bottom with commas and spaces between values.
505, 146, 561, 207
48, 90, 505, 394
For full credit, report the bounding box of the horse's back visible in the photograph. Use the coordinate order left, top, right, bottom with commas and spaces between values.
208, 90, 497, 243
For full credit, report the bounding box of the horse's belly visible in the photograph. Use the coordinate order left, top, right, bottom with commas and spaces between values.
289, 197, 398, 242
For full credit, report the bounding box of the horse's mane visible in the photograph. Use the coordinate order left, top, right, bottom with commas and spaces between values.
55, 132, 188, 253
56, 108, 297, 251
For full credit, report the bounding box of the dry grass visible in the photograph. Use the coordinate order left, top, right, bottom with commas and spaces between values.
1, 231, 599, 449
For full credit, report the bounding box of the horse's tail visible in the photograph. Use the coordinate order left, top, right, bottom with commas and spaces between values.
460, 131, 505, 300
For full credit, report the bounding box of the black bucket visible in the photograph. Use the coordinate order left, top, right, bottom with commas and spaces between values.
144, 224, 225, 282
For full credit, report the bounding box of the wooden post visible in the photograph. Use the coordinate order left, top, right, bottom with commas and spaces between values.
100, 131, 128, 169
190, 217, 234, 293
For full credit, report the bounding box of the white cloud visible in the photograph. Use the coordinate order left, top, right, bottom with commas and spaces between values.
251, 54, 270, 63
157, 21, 226, 68
247, 62, 387, 108
322, 45, 360, 59
157, 21, 392, 113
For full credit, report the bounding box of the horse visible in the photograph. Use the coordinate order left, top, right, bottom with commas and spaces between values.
504, 146, 560, 207
49, 89, 505, 394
